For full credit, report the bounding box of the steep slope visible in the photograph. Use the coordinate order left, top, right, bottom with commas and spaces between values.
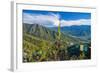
23, 23, 80, 43
23, 23, 57, 41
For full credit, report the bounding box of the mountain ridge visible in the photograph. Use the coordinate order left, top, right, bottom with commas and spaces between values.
23, 23, 83, 43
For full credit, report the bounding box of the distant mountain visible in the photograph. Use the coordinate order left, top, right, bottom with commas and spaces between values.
49, 25, 91, 41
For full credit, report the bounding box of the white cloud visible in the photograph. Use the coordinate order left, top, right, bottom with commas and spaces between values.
23, 13, 60, 27
60, 19, 91, 26
23, 13, 91, 27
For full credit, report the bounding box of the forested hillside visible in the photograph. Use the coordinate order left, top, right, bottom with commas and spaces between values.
23, 23, 91, 62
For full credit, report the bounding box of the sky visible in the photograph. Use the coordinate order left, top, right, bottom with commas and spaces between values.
23, 9, 91, 27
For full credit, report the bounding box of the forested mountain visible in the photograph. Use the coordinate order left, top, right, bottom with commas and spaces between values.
23, 23, 81, 43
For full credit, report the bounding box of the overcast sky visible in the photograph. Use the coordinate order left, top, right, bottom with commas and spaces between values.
23, 10, 91, 27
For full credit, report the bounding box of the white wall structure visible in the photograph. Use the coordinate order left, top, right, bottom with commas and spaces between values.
16, 0, 96, 8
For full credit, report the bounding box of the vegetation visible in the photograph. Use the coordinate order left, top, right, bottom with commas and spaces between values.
23, 23, 91, 62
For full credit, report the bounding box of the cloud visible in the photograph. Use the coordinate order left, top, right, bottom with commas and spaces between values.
60, 19, 91, 26
23, 13, 91, 27
23, 13, 60, 27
